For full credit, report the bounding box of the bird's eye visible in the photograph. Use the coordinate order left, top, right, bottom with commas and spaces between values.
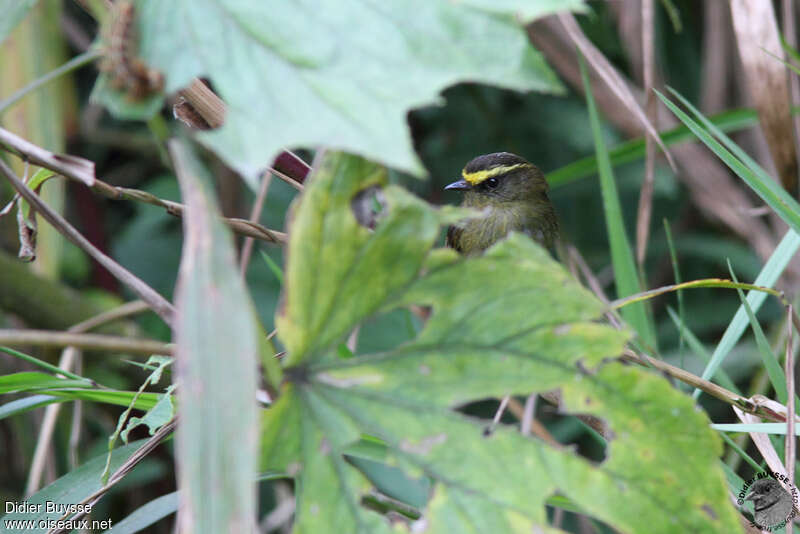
486, 177, 499, 188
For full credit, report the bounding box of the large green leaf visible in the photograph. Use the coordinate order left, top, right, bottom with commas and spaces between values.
261, 152, 742, 533
171, 140, 260, 532
137, 0, 579, 185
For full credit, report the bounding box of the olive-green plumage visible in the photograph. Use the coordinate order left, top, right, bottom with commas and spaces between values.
445, 152, 558, 255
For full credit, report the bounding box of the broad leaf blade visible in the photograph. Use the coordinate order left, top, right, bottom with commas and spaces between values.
277, 154, 460, 365
171, 140, 259, 532
265, 151, 742, 533
137, 0, 576, 184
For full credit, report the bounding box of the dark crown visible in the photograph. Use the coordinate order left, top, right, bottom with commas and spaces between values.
464, 152, 530, 173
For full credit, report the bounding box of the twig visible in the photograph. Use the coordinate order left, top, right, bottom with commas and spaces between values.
48, 418, 177, 534
557, 12, 674, 169
25, 301, 153, 493
505, 396, 562, 447
609, 279, 785, 311
68, 300, 150, 333
68, 354, 83, 470
90, 178, 286, 244
567, 244, 624, 330
521, 393, 536, 436
620, 349, 797, 423
177, 78, 225, 128
0, 50, 102, 115
527, 16, 780, 268
0, 127, 95, 186
786, 305, 796, 484
268, 166, 305, 191
0, 159, 175, 324
635, 0, 656, 266
484, 395, 510, 436
0, 329, 171, 355
239, 171, 273, 277
0, 127, 286, 244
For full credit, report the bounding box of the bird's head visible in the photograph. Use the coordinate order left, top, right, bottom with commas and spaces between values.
444, 152, 548, 205
745, 478, 786, 510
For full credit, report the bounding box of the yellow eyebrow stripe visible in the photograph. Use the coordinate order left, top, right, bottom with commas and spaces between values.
462, 163, 530, 185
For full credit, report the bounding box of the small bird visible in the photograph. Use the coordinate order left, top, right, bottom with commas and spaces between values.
745, 478, 794, 528
444, 152, 558, 255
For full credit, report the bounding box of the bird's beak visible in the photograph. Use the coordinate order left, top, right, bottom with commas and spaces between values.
444, 178, 471, 191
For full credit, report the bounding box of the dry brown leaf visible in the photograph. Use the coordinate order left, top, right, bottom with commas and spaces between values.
730, 0, 798, 194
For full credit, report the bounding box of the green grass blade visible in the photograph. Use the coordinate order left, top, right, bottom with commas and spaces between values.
663, 219, 686, 365
580, 56, 656, 348
0, 371, 92, 394
711, 423, 800, 435
0, 345, 88, 381
657, 88, 800, 234
101, 491, 178, 534
260, 249, 284, 284
0, 440, 146, 528
0, 394, 59, 421
666, 307, 739, 393
728, 262, 788, 403
718, 434, 761, 473
693, 229, 800, 398
547, 107, 763, 188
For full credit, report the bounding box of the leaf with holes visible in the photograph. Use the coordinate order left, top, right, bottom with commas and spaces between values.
135, 0, 582, 186
259, 151, 742, 533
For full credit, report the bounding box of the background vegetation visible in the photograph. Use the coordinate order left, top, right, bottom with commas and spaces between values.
0, 1, 799, 533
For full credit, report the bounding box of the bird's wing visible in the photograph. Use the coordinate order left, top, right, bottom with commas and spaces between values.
446, 225, 463, 252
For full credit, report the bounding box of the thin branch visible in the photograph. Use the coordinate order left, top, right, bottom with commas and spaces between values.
527, 16, 780, 267
521, 393, 536, 436
620, 349, 790, 422
484, 395, 510, 436
67, 300, 150, 333
636, 0, 656, 266
0, 159, 175, 324
68, 355, 83, 470
25, 300, 151, 494
177, 78, 225, 128
557, 12, 675, 169
0, 329, 171, 355
90, 178, 287, 244
0, 127, 95, 186
609, 279, 785, 310
0, 127, 286, 244
269, 166, 305, 191
48, 418, 177, 534
239, 171, 273, 276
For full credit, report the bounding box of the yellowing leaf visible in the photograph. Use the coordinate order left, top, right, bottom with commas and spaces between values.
262, 152, 742, 533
